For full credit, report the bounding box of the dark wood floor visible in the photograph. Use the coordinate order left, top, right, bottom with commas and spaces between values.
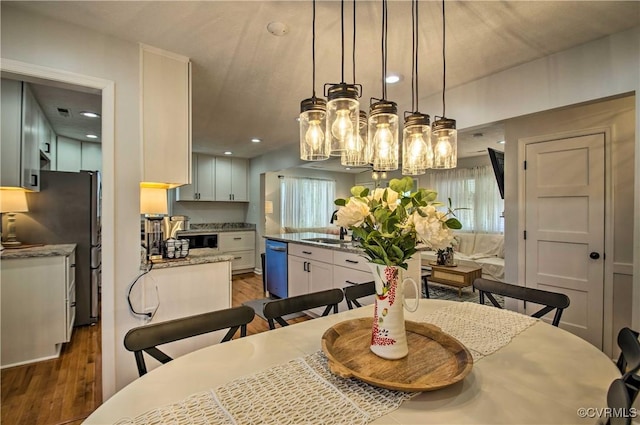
0, 272, 289, 425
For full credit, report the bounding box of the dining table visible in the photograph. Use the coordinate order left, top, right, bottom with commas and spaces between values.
85, 299, 619, 425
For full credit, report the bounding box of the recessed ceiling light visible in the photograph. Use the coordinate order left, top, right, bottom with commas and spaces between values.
224, 151, 233, 155
80, 111, 100, 118
472, 132, 484, 138
345, 167, 351, 170
251, 138, 262, 143
86, 134, 98, 139
267, 21, 289, 36
497, 140, 506, 144
385, 74, 401, 84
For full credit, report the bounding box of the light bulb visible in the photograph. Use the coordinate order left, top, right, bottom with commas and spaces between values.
331, 109, 353, 141
305, 120, 324, 150
374, 123, 393, 159
409, 133, 427, 157
435, 134, 452, 157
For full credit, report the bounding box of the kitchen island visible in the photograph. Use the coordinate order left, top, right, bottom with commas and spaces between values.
1, 244, 77, 368
263, 233, 421, 312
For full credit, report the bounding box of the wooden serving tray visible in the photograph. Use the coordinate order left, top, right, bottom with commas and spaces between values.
321, 318, 473, 392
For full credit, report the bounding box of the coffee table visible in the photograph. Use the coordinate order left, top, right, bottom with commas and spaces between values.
428, 264, 483, 297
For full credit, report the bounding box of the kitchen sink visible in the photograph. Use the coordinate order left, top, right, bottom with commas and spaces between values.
302, 237, 346, 245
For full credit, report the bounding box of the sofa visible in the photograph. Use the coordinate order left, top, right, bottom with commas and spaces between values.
420, 232, 505, 281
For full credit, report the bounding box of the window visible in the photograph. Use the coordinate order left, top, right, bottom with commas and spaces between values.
280, 176, 336, 229
423, 165, 504, 233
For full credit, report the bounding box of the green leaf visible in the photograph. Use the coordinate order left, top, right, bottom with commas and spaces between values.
351, 185, 367, 197
446, 217, 463, 229
334, 198, 346, 206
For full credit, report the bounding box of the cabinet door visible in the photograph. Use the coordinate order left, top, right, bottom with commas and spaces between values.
81, 142, 102, 172
287, 255, 309, 297
214, 156, 232, 201
140, 45, 191, 187
56, 137, 82, 172
196, 154, 216, 201
333, 265, 374, 311
230, 158, 248, 201
219, 231, 255, 251
308, 259, 334, 316
21, 84, 40, 191
176, 153, 198, 201
1, 79, 23, 187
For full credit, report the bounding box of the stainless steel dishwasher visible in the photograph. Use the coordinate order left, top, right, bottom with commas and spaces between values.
265, 239, 288, 298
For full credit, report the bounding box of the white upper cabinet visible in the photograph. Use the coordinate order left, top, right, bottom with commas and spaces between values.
140, 45, 191, 188
1, 79, 40, 191
56, 136, 102, 173
176, 153, 215, 201
215, 157, 248, 202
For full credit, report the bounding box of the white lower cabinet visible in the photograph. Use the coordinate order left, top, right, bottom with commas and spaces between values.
1, 249, 76, 368
218, 231, 255, 274
287, 243, 334, 316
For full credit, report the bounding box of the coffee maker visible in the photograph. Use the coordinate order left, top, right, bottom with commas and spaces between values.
143, 216, 165, 261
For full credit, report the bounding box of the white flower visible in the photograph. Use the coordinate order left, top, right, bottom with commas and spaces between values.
411, 208, 454, 250
334, 198, 370, 228
369, 188, 399, 211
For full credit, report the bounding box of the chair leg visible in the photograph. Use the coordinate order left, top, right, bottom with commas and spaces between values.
422, 276, 430, 299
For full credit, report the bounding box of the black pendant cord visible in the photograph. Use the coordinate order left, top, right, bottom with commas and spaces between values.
312, 0, 317, 98
411, 0, 419, 113
340, 0, 345, 83
381, 0, 388, 100
352, 0, 356, 84
441, 0, 446, 117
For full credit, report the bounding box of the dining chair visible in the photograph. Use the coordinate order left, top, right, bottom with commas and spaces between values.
343, 281, 375, 309
615, 327, 640, 403
598, 378, 632, 425
421, 267, 431, 299
473, 278, 570, 327
263, 288, 344, 330
124, 305, 255, 376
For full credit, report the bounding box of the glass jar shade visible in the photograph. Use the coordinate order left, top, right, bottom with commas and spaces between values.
432, 121, 457, 169
326, 97, 359, 156
368, 112, 399, 171
300, 108, 329, 161
402, 123, 432, 175
342, 111, 369, 167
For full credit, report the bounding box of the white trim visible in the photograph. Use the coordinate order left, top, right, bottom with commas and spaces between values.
613, 262, 634, 276
0, 58, 116, 399
518, 127, 613, 355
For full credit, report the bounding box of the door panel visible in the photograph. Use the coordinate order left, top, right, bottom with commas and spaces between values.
525, 133, 604, 348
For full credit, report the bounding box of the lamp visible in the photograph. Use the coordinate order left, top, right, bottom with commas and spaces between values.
325, 0, 361, 157
140, 187, 168, 216
402, 0, 432, 176
432, 0, 457, 169
300, 0, 329, 161
342, 110, 369, 167
369, 0, 399, 172
0, 189, 29, 247
265, 200, 274, 215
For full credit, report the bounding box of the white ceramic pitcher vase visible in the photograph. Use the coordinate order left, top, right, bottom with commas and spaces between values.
368, 263, 419, 359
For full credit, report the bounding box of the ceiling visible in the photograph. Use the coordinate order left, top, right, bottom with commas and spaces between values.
5, 1, 639, 171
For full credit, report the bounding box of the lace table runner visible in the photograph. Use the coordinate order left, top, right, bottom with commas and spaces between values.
115, 303, 537, 425
422, 302, 538, 361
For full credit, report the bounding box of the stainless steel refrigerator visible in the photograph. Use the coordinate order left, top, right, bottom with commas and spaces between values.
21, 170, 101, 326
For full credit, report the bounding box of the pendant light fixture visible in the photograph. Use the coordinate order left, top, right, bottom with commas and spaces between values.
326, 0, 361, 157
402, 0, 432, 176
369, 0, 399, 172
342, 0, 368, 167
300, 0, 329, 161
431, 0, 457, 169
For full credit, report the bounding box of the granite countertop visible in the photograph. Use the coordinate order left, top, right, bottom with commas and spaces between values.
178, 223, 256, 235
0, 244, 77, 259
142, 249, 234, 270
264, 232, 364, 254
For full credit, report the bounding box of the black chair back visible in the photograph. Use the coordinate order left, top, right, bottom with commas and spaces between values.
263, 288, 344, 330
124, 305, 255, 376
343, 281, 375, 309
616, 327, 640, 405
473, 278, 570, 326
601, 379, 632, 425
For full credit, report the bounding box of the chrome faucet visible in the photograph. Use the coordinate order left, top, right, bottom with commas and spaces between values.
330, 210, 348, 240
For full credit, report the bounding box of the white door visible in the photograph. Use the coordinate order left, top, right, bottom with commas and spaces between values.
524, 133, 605, 348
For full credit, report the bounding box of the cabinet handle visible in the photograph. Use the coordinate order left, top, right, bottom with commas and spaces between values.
345, 280, 360, 286
44, 142, 51, 153
31, 174, 38, 187
345, 259, 359, 264
233, 237, 242, 240
232, 194, 235, 200
303, 261, 308, 272
70, 302, 76, 307
307, 262, 311, 273
302, 251, 312, 255
70, 264, 76, 268
234, 256, 241, 260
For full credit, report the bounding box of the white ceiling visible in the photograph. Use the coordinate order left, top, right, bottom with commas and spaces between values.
5, 1, 639, 169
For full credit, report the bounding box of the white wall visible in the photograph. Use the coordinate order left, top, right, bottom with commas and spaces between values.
2, 5, 145, 397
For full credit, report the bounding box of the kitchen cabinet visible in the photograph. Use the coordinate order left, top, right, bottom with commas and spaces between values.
140, 45, 191, 188
40, 118, 57, 170
56, 137, 102, 173
332, 251, 375, 312
176, 153, 215, 201
218, 231, 255, 273
1, 248, 76, 368
288, 243, 334, 316
214, 157, 248, 202
1, 79, 40, 191
138, 261, 231, 373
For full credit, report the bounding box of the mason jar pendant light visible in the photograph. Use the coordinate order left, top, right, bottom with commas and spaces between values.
431, 0, 457, 169
326, 0, 361, 157
402, 0, 432, 176
300, 0, 329, 161
369, 0, 398, 172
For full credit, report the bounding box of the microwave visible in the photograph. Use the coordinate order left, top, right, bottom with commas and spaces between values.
180, 232, 219, 249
